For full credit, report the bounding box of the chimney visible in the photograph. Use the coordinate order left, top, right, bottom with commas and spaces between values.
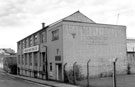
42, 22, 45, 28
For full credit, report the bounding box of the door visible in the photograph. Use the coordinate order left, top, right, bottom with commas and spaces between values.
56, 63, 62, 81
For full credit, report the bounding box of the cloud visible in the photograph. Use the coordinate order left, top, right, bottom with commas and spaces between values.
0, 0, 63, 27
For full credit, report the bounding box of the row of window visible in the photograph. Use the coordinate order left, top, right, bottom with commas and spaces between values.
18, 29, 59, 51
18, 30, 47, 49
18, 52, 38, 66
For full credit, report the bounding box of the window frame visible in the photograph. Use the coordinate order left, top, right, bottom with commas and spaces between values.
52, 29, 59, 41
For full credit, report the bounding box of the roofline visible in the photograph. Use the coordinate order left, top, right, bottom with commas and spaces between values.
127, 38, 135, 40
17, 19, 63, 43
63, 10, 96, 23
17, 11, 126, 43
17, 26, 49, 43
63, 20, 126, 27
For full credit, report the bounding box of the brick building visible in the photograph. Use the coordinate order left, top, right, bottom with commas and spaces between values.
17, 11, 127, 81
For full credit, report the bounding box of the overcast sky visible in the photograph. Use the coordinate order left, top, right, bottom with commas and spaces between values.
0, 0, 135, 52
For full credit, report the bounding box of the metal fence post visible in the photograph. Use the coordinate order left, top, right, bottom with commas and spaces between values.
87, 59, 91, 87
113, 58, 117, 87
73, 62, 77, 85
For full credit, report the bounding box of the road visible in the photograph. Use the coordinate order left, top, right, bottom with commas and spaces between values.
0, 69, 50, 87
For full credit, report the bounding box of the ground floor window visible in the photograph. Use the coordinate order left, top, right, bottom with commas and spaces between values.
34, 52, 38, 66
29, 53, 32, 65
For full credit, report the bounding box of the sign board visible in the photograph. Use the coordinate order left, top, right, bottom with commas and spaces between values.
55, 56, 61, 61
23, 45, 39, 53
49, 71, 53, 77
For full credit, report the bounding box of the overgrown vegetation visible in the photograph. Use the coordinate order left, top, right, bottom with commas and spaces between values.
64, 64, 84, 84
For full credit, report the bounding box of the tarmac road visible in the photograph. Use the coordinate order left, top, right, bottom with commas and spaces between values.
0, 69, 50, 87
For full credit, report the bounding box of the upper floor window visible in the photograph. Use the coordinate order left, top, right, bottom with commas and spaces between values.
34, 34, 38, 45
30, 36, 33, 47
22, 55, 24, 65
18, 42, 20, 51
26, 39, 29, 48
25, 54, 27, 65
41, 30, 47, 43
22, 40, 25, 49
52, 29, 59, 41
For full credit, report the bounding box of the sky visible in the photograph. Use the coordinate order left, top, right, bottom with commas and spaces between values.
0, 0, 135, 52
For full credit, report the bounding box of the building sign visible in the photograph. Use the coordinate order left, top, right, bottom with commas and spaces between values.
23, 45, 39, 53
55, 56, 61, 61
49, 71, 53, 77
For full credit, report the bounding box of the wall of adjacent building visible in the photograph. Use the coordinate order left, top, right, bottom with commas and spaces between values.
63, 21, 127, 77
127, 39, 135, 73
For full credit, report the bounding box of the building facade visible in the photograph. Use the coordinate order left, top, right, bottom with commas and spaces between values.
17, 11, 127, 81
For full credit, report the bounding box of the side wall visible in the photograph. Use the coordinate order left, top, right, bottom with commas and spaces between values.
63, 22, 127, 77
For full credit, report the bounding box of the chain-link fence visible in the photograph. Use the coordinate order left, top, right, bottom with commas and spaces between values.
64, 59, 128, 87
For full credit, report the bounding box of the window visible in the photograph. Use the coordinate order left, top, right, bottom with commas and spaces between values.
34, 34, 38, 45
50, 63, 52, 71
41, 30, 47, 43
22, 41, 25, 49
22, 40, 26, 48
40, 53, 42, 67
25, 54, 27, 65
29, 53, 32, 65
18, 42, 20, 51
34, 52, 38, 66
22, 55, 24, 65
52, 29, 59, 41
24, 40, 26, 48
30, 36, 33, 47
26, 39, 29, 47
18, 55, 20, 64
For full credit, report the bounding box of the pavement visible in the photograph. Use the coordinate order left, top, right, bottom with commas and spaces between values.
7, 72, 79, 87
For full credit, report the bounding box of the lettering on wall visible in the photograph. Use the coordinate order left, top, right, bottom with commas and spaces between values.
23, 45, 39, 53
81, 27, 108, 45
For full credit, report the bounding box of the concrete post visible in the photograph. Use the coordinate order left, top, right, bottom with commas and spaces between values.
87, 59, 91, 87
73, 62, 77, 85
63, 63, 67, 82
113, 58, 117, 87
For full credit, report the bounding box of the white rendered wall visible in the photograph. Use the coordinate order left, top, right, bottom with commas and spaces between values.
63, 22, 127, 77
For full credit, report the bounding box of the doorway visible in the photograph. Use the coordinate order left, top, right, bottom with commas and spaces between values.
56, 63, 62, 81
